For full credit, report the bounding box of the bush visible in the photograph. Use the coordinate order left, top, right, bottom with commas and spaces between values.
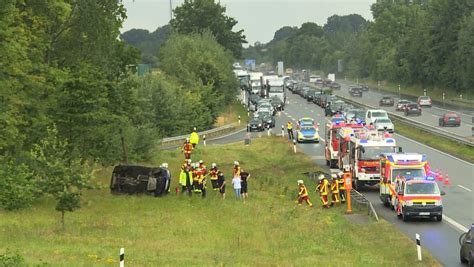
0, 160, 39, 210
0, 250, 25, 267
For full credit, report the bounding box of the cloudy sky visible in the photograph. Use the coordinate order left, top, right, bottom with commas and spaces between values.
122, 0, 376, 45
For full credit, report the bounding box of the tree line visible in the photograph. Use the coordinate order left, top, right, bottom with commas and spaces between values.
0, 0, 244, 225
244, 0, 473, 93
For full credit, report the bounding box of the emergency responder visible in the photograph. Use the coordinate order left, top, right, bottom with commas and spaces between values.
179, 164, 192, 196
192, 163, 201, 193
330, 174, 340, 206
209, 163, 219, 190
190, 127, 199, 148
287, 121, 294, 140
181, 159, 191, 171
316, 174, 330, 208
217, 171, 226, 199
182, 138, 193, 159
199, 160, 207, 176
233, 161, 241, 178
297, 180, 313, 207
337, 171, 346, 203
198, 167, 207, 198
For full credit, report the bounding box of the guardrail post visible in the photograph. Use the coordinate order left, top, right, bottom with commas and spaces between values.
281, 125, 284, 137
398, 84, 401, 98
238, 116, 241, 125
293, 139, 297, 153
203, 135, 206, 146
247, 108, 250, 117
267, 126, 271, 136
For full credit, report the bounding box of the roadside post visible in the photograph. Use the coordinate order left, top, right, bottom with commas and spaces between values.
423, 89, 427, 96
416, 234, 422, 261
281, 125, 285, 137
293, 139, 297, 153
267, 126, 271, 136
398, 84, 401, 98
247, 108, 250, 117
203, 135, 206, 146
345, 175, 352, 214
442, 93, 446, 107
238, 115, 241, 125
120, 248, 125, 267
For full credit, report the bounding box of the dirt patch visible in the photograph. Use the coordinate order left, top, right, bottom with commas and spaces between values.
345, 214, 370, 225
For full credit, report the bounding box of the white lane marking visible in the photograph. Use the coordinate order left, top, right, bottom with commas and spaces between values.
320, 139, 325, 143
443, 214, 469, 233
457, 185, 472, 192
310, 110, 315, 113
393, 133, 474, 166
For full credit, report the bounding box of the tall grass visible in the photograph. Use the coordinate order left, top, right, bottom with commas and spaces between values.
0, 138, 440, 266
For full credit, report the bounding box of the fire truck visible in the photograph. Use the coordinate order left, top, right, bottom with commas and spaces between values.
391, 174, 444, 222
336, 125, 365, 170
342, 129, 397, 189
324, 121, 363, 168
379, 153, 432, 207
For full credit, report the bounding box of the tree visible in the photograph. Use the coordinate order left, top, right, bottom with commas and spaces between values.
171, 0, 247, 58
30, 126, 93, 229
272, 26, 298, 42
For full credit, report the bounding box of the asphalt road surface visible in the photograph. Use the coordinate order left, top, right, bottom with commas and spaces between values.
333, 81, 474, 139
209, 89, 473, 266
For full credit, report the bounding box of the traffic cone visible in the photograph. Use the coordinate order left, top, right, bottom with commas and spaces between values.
436, 170, 443, 182
443, 174, 451, 187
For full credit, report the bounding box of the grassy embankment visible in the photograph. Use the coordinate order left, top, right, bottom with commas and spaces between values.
393, 120, 474, 163
346, 78, 474, 110
214, 98, 249, 127
0, 138, 440, 266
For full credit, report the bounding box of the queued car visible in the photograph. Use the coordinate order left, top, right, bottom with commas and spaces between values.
349, 87, 363, 97
459, 224, 473, 266
345, 109, 366, 123
261, 113, 275, 128
248, 116, 265, 132
320, 95, 338, 108
404, 103, 422, 116
257, 103, 275, 116
330, 82, 341, 90
305, 89, 319, 102
296, 125, 320, 143
396, 99, 411, 111
360, 84, 369, 91
330, 114, 345, 124
373, 118, 395, 133
270, 96, 284, 111
325, 100, 345, 116
439, 113, 461, 127
379, 96, 395, 107
311, 91, 324, 104
417, 96, 432, 107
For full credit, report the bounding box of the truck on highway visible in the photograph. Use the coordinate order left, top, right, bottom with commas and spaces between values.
344, 129, 397, 189
234, 69, 250, 91
265, 76, 286, 106
324, 121, 363, 168
379, 153, 432, 208
249, 72, 263, 94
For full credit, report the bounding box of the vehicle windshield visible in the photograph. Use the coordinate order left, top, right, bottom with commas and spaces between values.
376, 119, 391, 123
419, 96, 430, 100
258, 111, 271, 118
360, 146, 395, 160
372, 112, 387, 118
405, 183, 440, 195
250, 118, 261, 123
300, 120, 314, 126
392, 168, 425, 180
301, 126, 316, 132
269, 86, 284, 92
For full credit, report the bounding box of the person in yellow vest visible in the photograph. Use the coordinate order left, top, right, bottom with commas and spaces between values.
179, 164, 192, 196
209, 163, 219, 190
190, 127, 199, 148
330, 174, 340, 206
287, 121, 294, 140
316, 174, 330, 208
198, 167, 207, 198
297, 180, 313, 207
337, 171, 346, 203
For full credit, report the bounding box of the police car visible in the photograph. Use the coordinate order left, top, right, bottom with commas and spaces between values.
296, 117, 319, 143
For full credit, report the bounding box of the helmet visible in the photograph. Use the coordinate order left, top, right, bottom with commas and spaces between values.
338, 171, 344, 177
186, 137, 190, 142
297, 180, 304, 184
331, 174, 337, 179
211, 163, 217, 168
318, 174, 325, 181
162, 163, 168, 168
199, 160, 204, 164
344, 167, 350, 172
234, 161, 239, 166
193, 127, 197, 131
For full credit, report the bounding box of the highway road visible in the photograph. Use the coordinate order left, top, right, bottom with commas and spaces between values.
209, 89, 473, 266
333, 81, 474, 139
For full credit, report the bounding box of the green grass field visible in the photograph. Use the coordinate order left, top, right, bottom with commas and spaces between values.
393, 120, 474, 163
0, 138, 440, 266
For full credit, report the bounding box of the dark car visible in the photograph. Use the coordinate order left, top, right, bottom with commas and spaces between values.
248, 117, 264, 131
439, 113, 461, 127
379, 96, 395, 106
349, 87, 363, 97
360, 84, 369, 91
404, 103, 422, 116
306, 89, 319, 102
321, 95, 338, 108
312, 91, 324, 104
345, 108, 366, 123
299, 86, 310, 97
270, 97, 284, 111
325, 100, 346, 116
110, 165, 169, 195
460, 224, 473, 266
258, 111, 275, 128
330, 82, 341, 90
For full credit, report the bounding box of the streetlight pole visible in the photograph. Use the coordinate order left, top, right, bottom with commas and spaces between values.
169, 0, 173, 20
398, 84, 401, 98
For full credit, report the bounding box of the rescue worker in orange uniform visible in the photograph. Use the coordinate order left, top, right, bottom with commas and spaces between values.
337, 171, 346, 203
330, 174, 340, 206
316, 174, 330, 208
192, 163, 201, 193
182, 138, 193, 159
199, 160, 207, 176
209, 163, 219, 190
197, 166, 207, 198
296, 180, 313, 207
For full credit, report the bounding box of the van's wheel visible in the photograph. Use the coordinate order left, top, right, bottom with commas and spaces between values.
330, 160, 337, 168
402, 210, 409, 222
326, 159, 330, 166
354, 180, 363, 191
436, 215, 442, 222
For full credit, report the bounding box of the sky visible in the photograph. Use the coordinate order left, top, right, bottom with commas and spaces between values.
122, 0, 376, 45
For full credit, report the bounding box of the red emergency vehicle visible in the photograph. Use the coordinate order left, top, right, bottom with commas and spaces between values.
325, 121, 362, 168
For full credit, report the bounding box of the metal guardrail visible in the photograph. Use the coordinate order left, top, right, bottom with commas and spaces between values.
336, 95, 474, 147
160, 123, 244, 148
304, 171, 379, 222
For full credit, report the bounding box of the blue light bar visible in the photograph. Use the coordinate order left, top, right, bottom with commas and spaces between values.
360, 139, 368, 143
421, 154, 427, 162
426, 176, 435, 181
385, 138, 395, 143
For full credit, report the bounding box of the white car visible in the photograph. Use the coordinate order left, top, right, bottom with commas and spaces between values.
373, 118, 394, 133
365, 109, 389, 125
417, 96, 432, 107
309, 75, 321, 83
